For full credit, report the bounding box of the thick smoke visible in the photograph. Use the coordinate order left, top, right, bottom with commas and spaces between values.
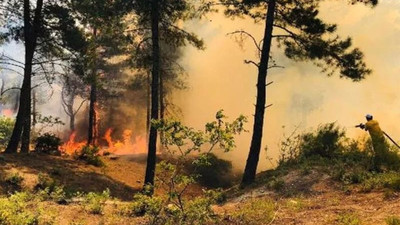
175, 1, 400, 171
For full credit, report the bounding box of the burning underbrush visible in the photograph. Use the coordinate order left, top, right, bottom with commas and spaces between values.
59, 128, 147, 156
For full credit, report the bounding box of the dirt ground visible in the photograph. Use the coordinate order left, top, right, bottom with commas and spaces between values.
216, 170, 400, 225
1, 153, 400, 224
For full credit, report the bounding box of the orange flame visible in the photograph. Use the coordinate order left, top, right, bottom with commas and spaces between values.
59, 132, 86, 155
60, 129, 147, 156
103, 129, 147, 155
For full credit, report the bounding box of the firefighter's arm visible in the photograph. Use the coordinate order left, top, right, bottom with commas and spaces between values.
356, 123, 366, 130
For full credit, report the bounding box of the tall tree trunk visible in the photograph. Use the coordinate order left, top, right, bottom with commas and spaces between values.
144, 0, 160, 190
6, 0, 43, 153
87, 28, 98, 146
159, 68, 165, 152
32, 90, 37, 127
21, 85, 32, 153
68, 90, 75, 131
146, 71, 151, 140
241, 0, 276, 186
70, 113, 75, 131
88, 82, 97, 145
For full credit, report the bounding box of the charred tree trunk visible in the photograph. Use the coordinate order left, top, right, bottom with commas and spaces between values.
70, 112, 75, 131
241, 0, 276, 186
88, 81, 97, 145
144, 0, 160, 190
6, 0, 43, 153
87, 28, 98, 146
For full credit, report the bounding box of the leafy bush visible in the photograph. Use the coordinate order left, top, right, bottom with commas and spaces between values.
34, 133, 62, 155
73, 145, 104, 167
0, 192, 38, 225
0, 116, 14, 150
299, 123, 345, 159
5, 172, 24, 192
128, 190, 220, 225
130, 111, 246, 224
361, 172, 400, 192
84, 189, 110, 214
189, 153, 236, 188
35, 173, 66, 203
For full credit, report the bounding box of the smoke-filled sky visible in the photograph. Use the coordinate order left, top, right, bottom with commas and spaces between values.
1, 0, 400, 172
176, 0, 400, 171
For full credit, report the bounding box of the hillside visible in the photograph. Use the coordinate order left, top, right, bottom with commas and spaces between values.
1, 151, 400, 225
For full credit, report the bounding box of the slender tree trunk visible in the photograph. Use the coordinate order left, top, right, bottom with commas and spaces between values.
21, 84, 32, 153
144, 0, 160, 190
88, 28, 98, 146
68, 90, 75, 131
146, 71, 151, 140
32, 90, 37, 127
88, 82, 97, 145
159, 68, 165, 152
241, 0, 276, 186
6, 0, 43, 153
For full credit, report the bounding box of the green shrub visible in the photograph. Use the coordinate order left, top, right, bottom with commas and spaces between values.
84, 189, 110, 214
0, 116, 14, 150
299, 123, 345, 159
6, 172, 24, 186
190, 153, 235, 188
128, 190, 220, 225
0, 192, 38, 225
386, 216, 400, 225
34, 133, 62, 155
73, 145, 104, 167
361, 172, 400, 192
336, 212, 361, 225
5, 172, 24, 191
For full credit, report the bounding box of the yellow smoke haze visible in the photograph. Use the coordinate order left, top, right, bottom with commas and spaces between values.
174, 1, 400, 171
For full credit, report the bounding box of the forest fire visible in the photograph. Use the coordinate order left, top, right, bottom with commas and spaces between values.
59, 132, 86, 155
103, 128, 147, 155
59, 129, 147, 155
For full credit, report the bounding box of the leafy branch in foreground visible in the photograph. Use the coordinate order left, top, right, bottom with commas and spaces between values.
129, 110, 247, 225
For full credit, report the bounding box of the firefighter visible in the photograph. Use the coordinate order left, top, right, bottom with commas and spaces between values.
357, 114, 388, 170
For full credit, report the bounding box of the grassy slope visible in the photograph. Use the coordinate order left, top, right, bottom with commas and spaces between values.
1, 153, 400, 225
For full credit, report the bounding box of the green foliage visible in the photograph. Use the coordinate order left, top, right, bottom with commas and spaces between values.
299, 123, 346, 159
0, 192, 38, 225
5, 172, 24, 192
5, 172, 24, 186
190, 153, 236, 188
35, 173, 66, 203
153, 110, 247, 155
267, 177, 285, 191
73, 145, 104, 167
34, 133, 62, 155
128, 189, 220, 225
134, 111, 246, 224
84, 189, 110, 214
361, 172, 400, 192
230, 198, 276, 225
222, 0, 373, 81
336, 212, 361, 225
386, 216, 400, 225
275, 123, 400, 193
0, 117, 14, 150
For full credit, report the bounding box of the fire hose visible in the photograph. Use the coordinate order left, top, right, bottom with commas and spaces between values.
383, 131, 400, 149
